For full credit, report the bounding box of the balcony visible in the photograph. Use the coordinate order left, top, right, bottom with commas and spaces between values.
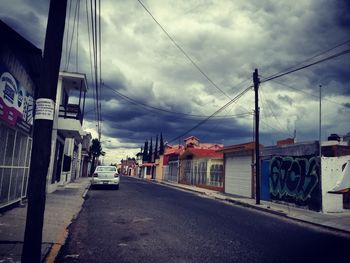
59, 104, 83, 123
56, 71, 88, 142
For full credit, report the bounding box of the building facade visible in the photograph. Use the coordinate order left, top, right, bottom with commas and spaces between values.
46, 71, 87, 193
220, 142, 258, 198
0, 20, 42, 208
179, 148, 224, 191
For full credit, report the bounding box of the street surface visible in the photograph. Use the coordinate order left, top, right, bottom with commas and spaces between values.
56, 176, 350, 263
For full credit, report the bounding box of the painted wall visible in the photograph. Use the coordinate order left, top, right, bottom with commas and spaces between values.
155, 155, 164, 181
179, 157, 223, 189
267, 155, 322, 211
321, 156, 350, 213
261, 160, 270, 201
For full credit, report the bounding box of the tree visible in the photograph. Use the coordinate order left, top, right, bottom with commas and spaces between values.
149, 137, 153, 162
159, 132, 164, 155
154, 135, 159, 160
142, 140, 148, 162
89, 138, 102, 176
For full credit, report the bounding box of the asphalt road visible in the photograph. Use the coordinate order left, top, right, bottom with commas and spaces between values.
56, 176, 350, 263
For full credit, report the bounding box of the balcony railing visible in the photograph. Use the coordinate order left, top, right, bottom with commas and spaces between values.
58, 104, 83, 124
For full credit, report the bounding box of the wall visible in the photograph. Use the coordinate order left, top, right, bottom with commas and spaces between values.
179, 157, 223, 190
164, 161, 178, 182
155, 155, 164, 181
207, 159, 224, 188
0, 47, 36, 208
267, 155, 322, 211
321, 156, 350, 212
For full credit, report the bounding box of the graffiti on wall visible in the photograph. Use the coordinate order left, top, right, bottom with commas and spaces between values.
0, 66, 34, 133
269, 156, 321, 210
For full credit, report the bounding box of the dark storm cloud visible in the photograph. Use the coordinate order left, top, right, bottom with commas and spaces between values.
2, 0, 349, 161
100, 95, 254, 147
1, 13, 44, 48
0, 0, 49, 48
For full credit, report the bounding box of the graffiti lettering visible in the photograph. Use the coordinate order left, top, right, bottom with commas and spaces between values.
269, 156, 320, 202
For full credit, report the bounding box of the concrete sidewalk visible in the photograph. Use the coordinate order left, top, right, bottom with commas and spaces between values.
154, 179, 350, 235
0, 177, 91, 263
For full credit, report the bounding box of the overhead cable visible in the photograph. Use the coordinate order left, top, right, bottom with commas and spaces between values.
103, 83, 252, 119
259, 89, 291, 136
264, 39, 350, 81
266, 78, 350, 110
137, 0, 231, 100
168, 86, 252, 143
261, 48, 350, 83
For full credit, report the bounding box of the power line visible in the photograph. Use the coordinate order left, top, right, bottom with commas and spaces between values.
103, 83, 251, 119
263, 78, 350, 110
259, 88, 291, 136
98, 0, 102, 140
168, 86, 252, 143
264, 39, 350, 81
64, 0, 72, 68
137, 0, 231, 100
261, 48, 350, 83
90, 0, 101, 139
65, 0, 79, 70
85, 0, 97, 125
76, 0, 81, 71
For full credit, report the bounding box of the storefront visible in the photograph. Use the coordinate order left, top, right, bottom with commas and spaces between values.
0, 20, 41, 208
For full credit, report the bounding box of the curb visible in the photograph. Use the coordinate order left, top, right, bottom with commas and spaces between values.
44, 229, 68, 263
220, 197, 287, 217
158, 181, 209, 196
150, 179, 350, 235
44, 181, 91, 263
157, 180, 289, 217
82, 182, 91, 199
284, 215, 350, 235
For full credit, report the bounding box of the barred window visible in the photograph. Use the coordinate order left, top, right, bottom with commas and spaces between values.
0, 124, 32, 208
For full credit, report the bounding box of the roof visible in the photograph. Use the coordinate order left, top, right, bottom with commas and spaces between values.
184, 135, 199, 141
164, 145, 184, 156
200, 143, 224, 150
181, 148, 223, 159
218, 142, 260, 153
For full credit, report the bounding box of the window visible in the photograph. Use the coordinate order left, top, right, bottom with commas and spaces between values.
0, 124, 32, 208
96, 166, 116, 172
210, 164, 223, 187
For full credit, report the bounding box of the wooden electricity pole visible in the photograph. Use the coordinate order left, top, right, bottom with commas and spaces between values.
21, 0, 67, 262
253, 69, 261, 205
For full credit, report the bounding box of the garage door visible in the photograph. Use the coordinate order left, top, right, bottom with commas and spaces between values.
225, 155, 252, 198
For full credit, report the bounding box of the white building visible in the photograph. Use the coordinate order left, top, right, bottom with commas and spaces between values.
46, 71, 88, 193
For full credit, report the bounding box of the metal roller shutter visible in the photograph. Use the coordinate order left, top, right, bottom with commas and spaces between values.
225, 155, 252, 197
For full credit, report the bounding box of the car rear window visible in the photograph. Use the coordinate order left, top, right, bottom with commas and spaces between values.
96, 166, 116, 172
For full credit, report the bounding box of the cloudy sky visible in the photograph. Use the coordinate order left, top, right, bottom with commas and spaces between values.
1, 0, 350, 164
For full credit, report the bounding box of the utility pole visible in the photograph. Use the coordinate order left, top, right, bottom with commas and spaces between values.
253, 69, 260, 205
319, 84, 322, 157
21, 1, 67, 262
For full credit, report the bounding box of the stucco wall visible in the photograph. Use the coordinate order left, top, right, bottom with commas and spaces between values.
321, 156, 350, 213
155, 156, 164, 181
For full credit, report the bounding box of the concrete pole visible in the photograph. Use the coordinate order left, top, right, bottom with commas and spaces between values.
21, 1, 67, 262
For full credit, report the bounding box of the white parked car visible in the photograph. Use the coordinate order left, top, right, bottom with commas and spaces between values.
91, 166, 120, 189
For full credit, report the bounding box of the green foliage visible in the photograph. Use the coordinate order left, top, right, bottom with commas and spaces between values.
90, 138, 102, 157
89, 138, 102, 176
